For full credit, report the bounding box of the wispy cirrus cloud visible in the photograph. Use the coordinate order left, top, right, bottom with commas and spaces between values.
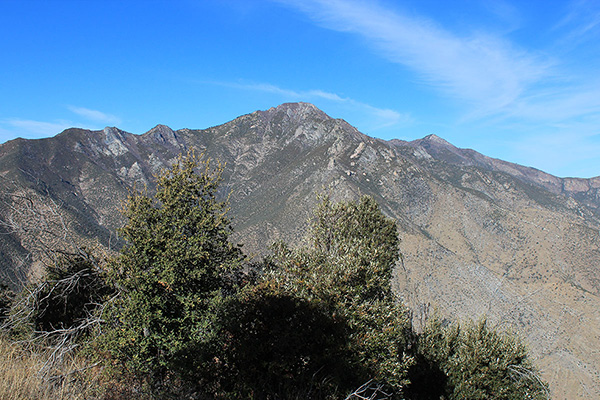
68, 106, 121, 125
212, 80, 412, 130
0, 106, 121, 143
277, 0, 552, 117
1, 119, 73, 139
276, 0, 600, 124
554, 0, 600, 42
508, 83, 600, 121
223, 81, 346, 101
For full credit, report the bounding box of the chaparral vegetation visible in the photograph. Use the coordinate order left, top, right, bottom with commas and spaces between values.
0, 152, 548, 399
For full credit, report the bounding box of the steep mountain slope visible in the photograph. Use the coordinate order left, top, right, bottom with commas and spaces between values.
398, 134, 600, 215
0, 102, 598, 398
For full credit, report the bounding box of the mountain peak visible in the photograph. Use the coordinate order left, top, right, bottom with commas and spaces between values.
149, 124, 173, 132
261, 102, 332, 122
144, 124, 178, 146
274, 101, 320, 112
103, 126, 122, 135
421, 134, 453, 147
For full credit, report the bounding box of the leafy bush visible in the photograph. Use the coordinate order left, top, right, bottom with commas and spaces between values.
406, 318, 549, 400
99, 152, 244, 395
310, 195, 399, 301
208, 281, 351, 399
263, 195, 414, 397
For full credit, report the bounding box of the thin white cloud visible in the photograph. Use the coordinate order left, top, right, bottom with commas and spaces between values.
0, 111, 122, 142
278, 0, 552, 116
2, 119, 73, 138
221, 81, 345, 102
509, 83, 600, 121
555, 0, 600, 42
212, 80, 411, 130
68, 106, 121, 125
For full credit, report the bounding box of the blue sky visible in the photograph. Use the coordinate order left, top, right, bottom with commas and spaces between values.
1, 0, 599, 178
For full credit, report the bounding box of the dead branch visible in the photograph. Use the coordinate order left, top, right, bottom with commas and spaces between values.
0, 176, 94, 274
345, 379, 393, 400
508, 364, 551, 400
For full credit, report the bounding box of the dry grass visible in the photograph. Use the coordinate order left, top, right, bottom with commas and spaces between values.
0, 335, 100, 400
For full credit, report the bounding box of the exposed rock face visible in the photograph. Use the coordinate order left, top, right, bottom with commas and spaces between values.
0, 102, 599, 398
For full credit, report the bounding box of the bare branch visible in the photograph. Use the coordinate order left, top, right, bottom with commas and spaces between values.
345, 379, 393, 400
508, 364, 551, 400
0, 176, 96, 277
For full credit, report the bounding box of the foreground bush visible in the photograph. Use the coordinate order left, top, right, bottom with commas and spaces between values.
98, 152, 244, 396
406, 318, 549, 400
260, 196, 414, 397
208, 282, 351, 398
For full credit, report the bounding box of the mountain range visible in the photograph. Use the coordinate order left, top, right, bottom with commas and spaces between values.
1, 102, 599, 399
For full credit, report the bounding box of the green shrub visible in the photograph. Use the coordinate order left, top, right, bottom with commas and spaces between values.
207, 281, 351, 399
406, 318, 549, 400
264, 195, 414, 397
99, 152, 244, 395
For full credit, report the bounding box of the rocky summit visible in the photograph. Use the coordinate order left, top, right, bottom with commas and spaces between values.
0, 102, 599, 398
